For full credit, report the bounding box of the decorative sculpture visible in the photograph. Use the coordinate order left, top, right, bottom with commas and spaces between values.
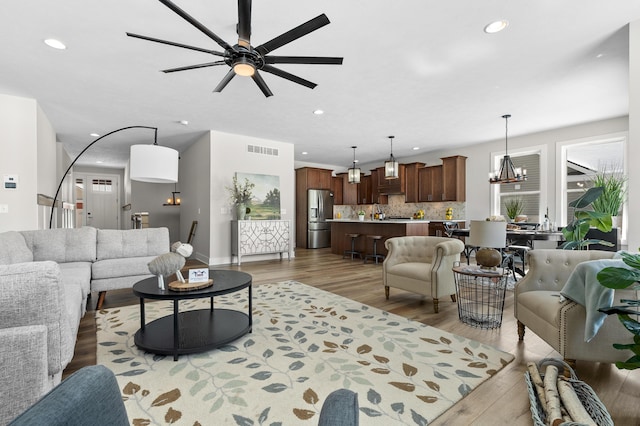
148, 242, 193, 290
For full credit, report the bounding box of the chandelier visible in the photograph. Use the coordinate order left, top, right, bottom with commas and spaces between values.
384, 136, 399, 179
489, 114, 527, 184
347, 146, 361, 184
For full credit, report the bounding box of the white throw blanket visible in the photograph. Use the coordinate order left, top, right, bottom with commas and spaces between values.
560, 255, 628, 342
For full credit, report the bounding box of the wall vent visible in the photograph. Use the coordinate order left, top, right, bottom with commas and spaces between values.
247, 144, 279, 157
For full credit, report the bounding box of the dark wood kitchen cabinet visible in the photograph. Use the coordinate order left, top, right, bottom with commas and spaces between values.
418, 165, 443, 202
295, 167, 332, 190
441, 155, 466, 202
331, 176, 343, 205
404, 162, 426, 203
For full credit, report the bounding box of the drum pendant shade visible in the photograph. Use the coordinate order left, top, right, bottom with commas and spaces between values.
130, 144, 179, 183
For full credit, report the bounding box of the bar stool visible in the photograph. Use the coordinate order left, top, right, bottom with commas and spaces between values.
364, 235, 385, 264
343, 233, 362, 260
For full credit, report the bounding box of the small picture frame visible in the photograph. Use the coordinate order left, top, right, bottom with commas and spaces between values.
188, 268, 209, 283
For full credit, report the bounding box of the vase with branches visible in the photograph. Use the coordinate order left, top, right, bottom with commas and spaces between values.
226, 176, 255, 220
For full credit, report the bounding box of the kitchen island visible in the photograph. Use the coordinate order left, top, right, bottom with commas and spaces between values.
328, 219, 431, 257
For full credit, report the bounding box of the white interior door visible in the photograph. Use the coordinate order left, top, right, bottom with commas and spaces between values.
82, 174, 120, 229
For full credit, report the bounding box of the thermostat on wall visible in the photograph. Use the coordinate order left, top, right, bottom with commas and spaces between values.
3, 175, 18, 189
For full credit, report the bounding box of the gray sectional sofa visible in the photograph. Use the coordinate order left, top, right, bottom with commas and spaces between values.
0, 226, 169, 425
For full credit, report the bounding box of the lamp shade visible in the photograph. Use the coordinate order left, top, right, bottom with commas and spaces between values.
130, 144, 179, 183
468, 220, 507, 249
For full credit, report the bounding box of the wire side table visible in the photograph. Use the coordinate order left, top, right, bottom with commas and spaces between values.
452, 265, 508, 329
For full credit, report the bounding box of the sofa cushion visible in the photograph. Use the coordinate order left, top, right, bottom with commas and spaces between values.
92, 256, 158, 280
0, 231, 33, 265
517, 291, 561, 328
386, 262, 431, 282
59, 262, 92, 299
20, 228, 97, 263
96, 228, 169, 260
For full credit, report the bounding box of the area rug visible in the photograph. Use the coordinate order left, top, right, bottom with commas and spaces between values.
96, 281, 513, 425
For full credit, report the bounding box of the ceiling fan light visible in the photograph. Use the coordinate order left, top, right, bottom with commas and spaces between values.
233, 59, 256, 77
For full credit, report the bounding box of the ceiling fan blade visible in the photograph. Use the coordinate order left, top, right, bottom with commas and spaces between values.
213, 69, 236, 92
162, 61, 227, 73
264, 56, 343, 65
237, 0, 251, 48
252, 71, 274, 97
126, 33, 226, 57
255, 14, 330, 55
261, 65, 317, 89
157, 0, 234, 52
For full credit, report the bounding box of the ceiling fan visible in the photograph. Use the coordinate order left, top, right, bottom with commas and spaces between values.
127, 0, 343, 97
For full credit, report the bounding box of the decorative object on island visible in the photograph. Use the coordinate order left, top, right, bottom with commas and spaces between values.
384, 135, 399, 179
589, 167, 627, 228
347, 146, 361, 184
504, 196, 524, 221
596, 251, 640, 370
226, 175, 255, 220
446, 207, 453, 220
126, 0, 343, 97
163, 183, 181, 206
489, 114, 527, 184
49, 126, 179, 228
468, 220, 506, 269
357, 210, 366, 221
559, 186, 613, 250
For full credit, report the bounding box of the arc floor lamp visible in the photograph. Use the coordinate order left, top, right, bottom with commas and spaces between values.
49, 125, 179, 228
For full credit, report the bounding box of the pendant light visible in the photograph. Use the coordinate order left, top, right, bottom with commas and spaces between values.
384, 136, 399, 179
347, 146, 361, 184
489, 114, 527, 184
163, 183, 181, 206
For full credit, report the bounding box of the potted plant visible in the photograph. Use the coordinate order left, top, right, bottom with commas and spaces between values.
559, 186, 613, 250
596, 251, 640, 370
504, 197, 524, 222
357, 209, 366, 221
590, 169, 626, 228
226, 176, 255, 220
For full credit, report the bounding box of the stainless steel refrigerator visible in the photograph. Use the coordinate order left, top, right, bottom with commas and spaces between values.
307, 189, 333, 248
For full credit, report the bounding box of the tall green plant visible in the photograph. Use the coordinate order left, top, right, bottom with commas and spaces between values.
590, 171, 626, 216
559, 186, 613, 250
597, 251, 640, 370
504, 197, 524, 221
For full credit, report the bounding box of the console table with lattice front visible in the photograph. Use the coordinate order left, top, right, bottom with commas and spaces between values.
231, 220, 291, 265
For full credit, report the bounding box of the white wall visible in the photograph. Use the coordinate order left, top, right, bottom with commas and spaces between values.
179, 132, 212, 264
0, 94, 40, 231
209, 131, 295, 265
628, 19, 640, 251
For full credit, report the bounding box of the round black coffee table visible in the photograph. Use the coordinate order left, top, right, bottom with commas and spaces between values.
132, 269, 252, 361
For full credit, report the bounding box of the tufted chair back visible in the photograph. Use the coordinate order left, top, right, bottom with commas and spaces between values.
383, 236, 464, 313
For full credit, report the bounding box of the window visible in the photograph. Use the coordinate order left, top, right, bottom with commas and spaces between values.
492, 146, 546, 223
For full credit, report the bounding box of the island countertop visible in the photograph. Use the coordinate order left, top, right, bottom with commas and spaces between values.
327, 219, 430, 224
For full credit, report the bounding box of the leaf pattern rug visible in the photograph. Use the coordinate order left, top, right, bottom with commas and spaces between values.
96, 280, 513, 425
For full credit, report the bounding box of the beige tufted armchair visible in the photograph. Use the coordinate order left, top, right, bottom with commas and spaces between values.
515, 249, 635, 366
383, 236, 465, 313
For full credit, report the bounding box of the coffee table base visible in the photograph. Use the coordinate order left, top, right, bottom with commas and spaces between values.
134, 308, 251, 360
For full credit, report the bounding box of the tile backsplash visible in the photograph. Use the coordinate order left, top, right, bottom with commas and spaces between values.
334, 195, 466, 222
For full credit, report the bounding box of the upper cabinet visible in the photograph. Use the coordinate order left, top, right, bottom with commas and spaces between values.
441, 155, 466, 202
336, 173, 358, 205
418, 165, 443, 202
417, 156, 466, 202
296, 167, 332, 190
404, 162, 426, 203
358, 175, 372, 204
331, 176, 343, 205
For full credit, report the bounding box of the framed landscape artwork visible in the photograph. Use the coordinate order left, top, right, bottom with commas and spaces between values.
236, 172, 281, 219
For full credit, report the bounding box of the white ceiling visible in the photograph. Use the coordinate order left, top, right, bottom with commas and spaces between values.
1, 0, 639, 169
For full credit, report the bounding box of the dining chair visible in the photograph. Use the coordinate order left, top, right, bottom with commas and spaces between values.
444, 221, 475, 264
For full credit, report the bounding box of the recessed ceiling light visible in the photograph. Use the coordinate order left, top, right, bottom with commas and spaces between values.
302, 151, 308, 155
484, 20, 509, 34
179, 120, 189, 126
90, 133, 100, 137
96, 160, 104, 164
412, 147, 420, 151
44, 39, 66, 50
313, 109, 324, 115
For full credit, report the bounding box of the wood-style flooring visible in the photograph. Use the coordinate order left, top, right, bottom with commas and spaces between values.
66, 248, 640, 425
